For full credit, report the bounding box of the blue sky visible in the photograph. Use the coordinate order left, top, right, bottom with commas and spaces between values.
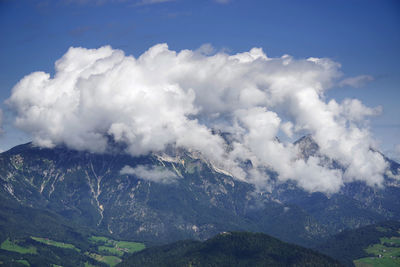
0, 0, 399, 158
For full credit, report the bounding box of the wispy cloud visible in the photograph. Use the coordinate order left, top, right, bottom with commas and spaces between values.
120, 165, 179, 184
339, 75, 374, 88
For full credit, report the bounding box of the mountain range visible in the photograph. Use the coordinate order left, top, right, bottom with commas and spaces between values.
0, 135, 400, 266
1, 135, 399, 247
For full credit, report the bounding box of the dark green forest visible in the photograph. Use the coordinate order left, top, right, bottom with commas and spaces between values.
118, 231, 342, 267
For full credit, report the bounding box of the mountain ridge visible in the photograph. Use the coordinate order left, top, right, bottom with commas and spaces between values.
1, 137, 399, 247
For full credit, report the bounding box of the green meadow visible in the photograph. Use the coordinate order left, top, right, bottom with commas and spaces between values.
31, 236, 80, 252
0, 239, 37, 254
354, 237, 400, 267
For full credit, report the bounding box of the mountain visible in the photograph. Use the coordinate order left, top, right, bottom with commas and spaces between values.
0, 142, 321, 246
315, 220, 400, 266
0, 137, 399, 248
118, 231, 342, 267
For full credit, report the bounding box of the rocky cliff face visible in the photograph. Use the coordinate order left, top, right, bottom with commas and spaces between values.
1, 138, 399, 246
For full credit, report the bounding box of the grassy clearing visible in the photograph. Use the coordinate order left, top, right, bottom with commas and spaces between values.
116, 241, 145, 253
98, 246, 124, 257
101, 255, 122, 266
354, 236, 400, 267
381, 237, 400, 246
31, 236, 80, 252
16, 259, 30, 266
354, 256, 400, 267
89, 235, 111, 244
86, 252, 122, 266
89, 235, 145, 256
365, 243, 400, 258
0, 239, 37, 254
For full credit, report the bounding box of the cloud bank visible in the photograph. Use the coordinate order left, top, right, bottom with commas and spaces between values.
120, 165, 179, 184
8, 44, 389, 193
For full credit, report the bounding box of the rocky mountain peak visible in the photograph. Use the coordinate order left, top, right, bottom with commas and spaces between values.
294, 135, 320, 159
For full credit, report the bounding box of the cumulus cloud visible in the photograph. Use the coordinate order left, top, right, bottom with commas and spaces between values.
8, 44, 389, 193
120, 165, 179, 183
339, 75, 374, 88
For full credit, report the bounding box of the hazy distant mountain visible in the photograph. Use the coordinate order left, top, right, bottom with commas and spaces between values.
0, 136, 399, 247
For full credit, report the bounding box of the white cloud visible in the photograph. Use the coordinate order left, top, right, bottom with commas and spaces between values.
281, 121, 293, 138
120, 165, 179, 183
339, 75, 374, 88
8, 43, 389, 194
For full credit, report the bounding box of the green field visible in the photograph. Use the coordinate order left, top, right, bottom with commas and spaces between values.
115, 241, 145, 253
85, 235, 145, 265
98, 245, 124, 256
86, 252, 122, 266
354, 257, 400, 267
354, 237, 400, 267
31, 236, 80, 252
89, 235, 145, 255
381, 237, 400, 246
16, 259, 30, 266
0, 239, 37, 254
89, 235, 111, 244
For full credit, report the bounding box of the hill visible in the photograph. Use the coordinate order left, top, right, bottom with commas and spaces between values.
118, 231, 343, 267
